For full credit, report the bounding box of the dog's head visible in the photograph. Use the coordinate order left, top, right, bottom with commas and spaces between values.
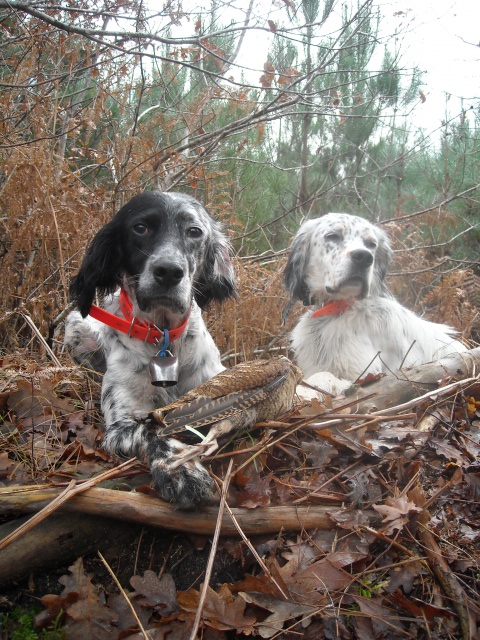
283, 213, 392, 310
70, 191, 236, 325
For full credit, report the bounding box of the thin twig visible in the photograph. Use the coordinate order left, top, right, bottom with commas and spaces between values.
189, 459, 233, 640
0, 458, 137, 551
18, 312, 62, 367
98, 550, 150, 640
222, 500, 290, 600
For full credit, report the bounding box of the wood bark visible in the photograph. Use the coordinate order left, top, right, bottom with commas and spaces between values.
336, 347, 480, 414
0, 512, 137, 587
0, 486, 379, 538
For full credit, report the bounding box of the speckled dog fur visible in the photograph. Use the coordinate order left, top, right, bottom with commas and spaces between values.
65, 191, 236, 508
283, 213, 466, 384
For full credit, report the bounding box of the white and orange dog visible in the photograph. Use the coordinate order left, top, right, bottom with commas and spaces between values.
283, 213, 466, 390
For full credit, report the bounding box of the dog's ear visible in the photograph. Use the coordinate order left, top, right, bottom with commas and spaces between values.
69, 220, 124, 317
373, 226, 392, 290
195, 224, 237, 308
282, 230, 312, 318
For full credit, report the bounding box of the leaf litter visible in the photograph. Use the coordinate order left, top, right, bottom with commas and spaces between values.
1, 353, 480, 639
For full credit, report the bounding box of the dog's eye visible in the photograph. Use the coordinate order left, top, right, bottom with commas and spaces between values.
132, 223, 149, 236
187, 226, 203, 238
364, 239, 377, 249
325, 232, 341, 242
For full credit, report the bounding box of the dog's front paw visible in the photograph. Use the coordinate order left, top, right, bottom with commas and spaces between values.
147, 437, 216, 509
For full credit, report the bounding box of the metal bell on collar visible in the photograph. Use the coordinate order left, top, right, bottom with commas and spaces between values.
149, 351, 179, 387
149, 330, 179, 387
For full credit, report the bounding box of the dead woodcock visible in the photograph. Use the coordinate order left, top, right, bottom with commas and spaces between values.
150, 358, 302, 468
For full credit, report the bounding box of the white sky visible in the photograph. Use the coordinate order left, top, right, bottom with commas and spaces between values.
232, 0, 479, 134
378, 0, 480, 130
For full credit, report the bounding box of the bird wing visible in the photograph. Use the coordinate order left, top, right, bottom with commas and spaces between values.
151, 358, 293, 417
157, 373, 287, 437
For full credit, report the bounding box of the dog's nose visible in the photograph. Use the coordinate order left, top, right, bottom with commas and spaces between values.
152, 262, 185, 286
350, 249, 374, 268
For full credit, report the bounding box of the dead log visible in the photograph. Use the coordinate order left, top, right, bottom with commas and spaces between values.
338, 346, 480, 414
0, 512, 138, 587
0, 486, 379, 538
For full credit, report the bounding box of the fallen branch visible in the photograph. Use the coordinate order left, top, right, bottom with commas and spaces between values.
0, 458, 137, 552
0, 485, 380, 537
0, 512, 139, 586
418, 511, 479, 640
338, 347, 480, 413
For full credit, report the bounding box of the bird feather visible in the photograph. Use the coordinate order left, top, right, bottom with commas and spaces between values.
158, 374, 286, 436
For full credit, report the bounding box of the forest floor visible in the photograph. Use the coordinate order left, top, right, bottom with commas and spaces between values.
1, 350, 480, 640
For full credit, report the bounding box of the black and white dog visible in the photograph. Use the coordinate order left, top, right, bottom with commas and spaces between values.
283, 213, 466, 388
65, 191, 236, 508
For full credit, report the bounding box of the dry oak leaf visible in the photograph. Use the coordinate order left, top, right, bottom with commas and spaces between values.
259, 61, 276, 88
373, 495, 422, 534
130, 571, 178, 615
228, 573, 285, 600
239, 592, 316, 638
38, 558, 116, 640
278, 67, 302, 86
351, 595, 405, 637
390, 589, 456, 621
106, 592, 151, 635
430, 437, 469, 466
280, 556, 353, 604
65, 595, 117, 640
236, 471, 272, 508
386, 560, 424, 594
8, 378, 74, 420
0, 451, 15, 478
357, 371, 384, 386
300, 440, 337, 468
177, 584, 256, 633
328, 508, 371, 530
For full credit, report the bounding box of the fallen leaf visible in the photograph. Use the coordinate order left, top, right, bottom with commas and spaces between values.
351, 595, 405, 636
40, 558, 117, 640
430, 438, 469, 465
328, 509, 371, 530
130, 571, 178, 615
373, 495, 422, 534
386, 560, 424, 594
300, 440, 337, 468
390, 589, 455, 621
239, 592, 315, 638
177, 585, 256, 633
107, 592, 150, 634
236, 471, 271, 508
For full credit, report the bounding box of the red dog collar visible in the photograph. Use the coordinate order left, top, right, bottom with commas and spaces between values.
311, 299, 353, 318
88, 289, 190, 344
